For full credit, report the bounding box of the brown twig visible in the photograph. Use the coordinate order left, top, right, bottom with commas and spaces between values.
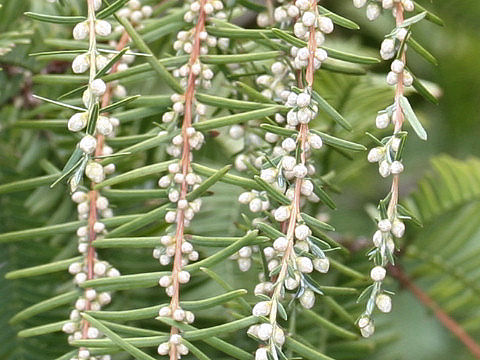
168, 3, 207, 359
389, 264, 480, 359
81, 30, 130, 338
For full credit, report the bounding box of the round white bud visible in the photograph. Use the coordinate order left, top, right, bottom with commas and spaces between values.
370, 266, 387, 282
79, 135, 97, 154
313, 258, 330, 273
378, 219, 392, 232
252, 301, 271, 317
95, 20, 112, 37
376, 293, 392, 313
91, 79, 107, 97
73, 22, 89, 40
300, 289, 315, 309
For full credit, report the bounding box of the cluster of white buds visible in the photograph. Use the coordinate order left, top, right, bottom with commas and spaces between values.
353, 0, 414, 21
291, 46, 328, 71
73, 19, 111, 42
254, 61, 295, 101
117, 0, 153, 26
68, 348, 111, 360
157, 334, 190, 357
153, 234, 199, 266
284, 90, 318, 126
158, 270, 192, 296
65, 188, 120, 352
69, 112, 119, 138
184, 0, 226, 22
386, 59, 413, 86
367, 135, 404, 178
248, 323, 286, 347
238, 190, 271, 213
63, 256, 119, 342
229, 245, 259, 272
158, 162, 203, 226
379, 29, 407, 60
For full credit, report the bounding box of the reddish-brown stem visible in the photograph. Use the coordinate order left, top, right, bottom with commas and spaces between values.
168, 4, 206, 359
81, 30, 130, 339
389, 265, 480, 359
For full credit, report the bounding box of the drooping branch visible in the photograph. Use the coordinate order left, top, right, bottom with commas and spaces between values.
389, 265, 480, 359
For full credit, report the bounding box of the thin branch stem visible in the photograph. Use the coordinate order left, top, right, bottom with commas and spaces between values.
168, 3, 207, 359
389, 265, 480, 359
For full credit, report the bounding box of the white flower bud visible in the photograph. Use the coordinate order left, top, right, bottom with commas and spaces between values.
390, 160, 404, 174
360, 321, 375, 338
376, 112, 390, 129
274, 206, 290, 222
91, 78, 107, 97
255, 348, 268, 360
366, 3, 381, 21
79, 135, 97, 154
252, 301, 271, 317
368, 147, 385, 163
98, 292, 111, 305
293, 164, 307, 178
313, 258, 330, 273
379, 160, 391, 178
297, 256, 313, 273
249, 198, 262, 213
62, 322, 76, 334
273, 236, 288, 252
376, 293, 392, 313
93, 221, 105, 233
391, 59, 405, 74
370, 266, 386, 282
178, 270, 190, 284
96, 116, 113, 136
157, 342, 170, 355
72, 54, 90, 74
372, 230, 383, 247
386, 71, 398, 86
238, 246, 252, 258
94, 261, 107, 275
309, 134, 323, 149
273, 327, 285, 345
86, 162, 105, 183
378, 219, 392, 232
391, 219, 405, 238
68, 112, 88, 132
403, 71, 413, 86
173, 308, 185, 321
300, 289, 315, 309
318, 16, 334, 33
73, 22, 89, 40
382, 0, 394, 9
353, 0, 367, 8
159, 275, 171, 287
302, 11, 316, 27
238, 258, 251, 272
95, 20, 112, 37
257, 323, 273, 341
282, 156, 296, 171
381, 39, 395, 54
295, 224, 310, 240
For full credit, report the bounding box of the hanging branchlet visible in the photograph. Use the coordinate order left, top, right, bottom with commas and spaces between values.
236, 1, 352, 359
356, 0, 433, 338
59, 2, 147, 359
155, 0, 226, 358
